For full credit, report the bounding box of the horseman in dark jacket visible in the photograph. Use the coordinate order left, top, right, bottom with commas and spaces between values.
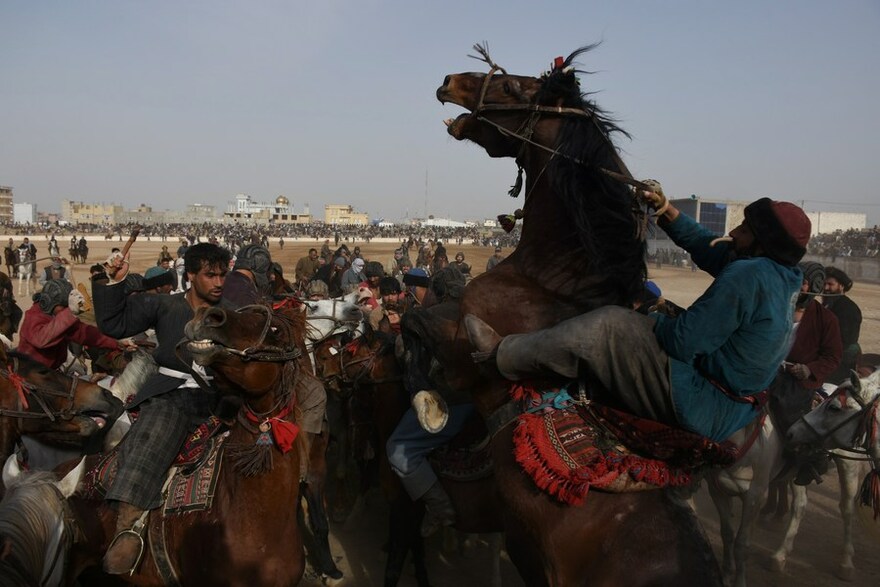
94, 243, 230, 575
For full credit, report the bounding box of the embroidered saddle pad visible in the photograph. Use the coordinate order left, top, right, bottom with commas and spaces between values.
84, 417, 227, 515
511, 383, 737, 506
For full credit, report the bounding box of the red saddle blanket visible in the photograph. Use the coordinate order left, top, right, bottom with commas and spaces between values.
511, 383, 737, 506
84, 417, 227, 515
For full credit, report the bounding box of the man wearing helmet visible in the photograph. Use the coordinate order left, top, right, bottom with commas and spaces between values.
467, 185, 812, 443
223, 244, 274, 306
17, 279, 134, 370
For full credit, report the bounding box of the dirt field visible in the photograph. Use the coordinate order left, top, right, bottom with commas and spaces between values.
8, 235, 880, 586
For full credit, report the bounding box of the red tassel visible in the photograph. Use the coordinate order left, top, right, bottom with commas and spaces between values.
860, 469, 880, 521
554, 56, 564, 70
269, 418, 299, 454
8, 367, 29, 410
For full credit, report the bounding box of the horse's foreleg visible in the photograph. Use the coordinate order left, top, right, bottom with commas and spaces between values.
383, 495, 427, 587
835, 458, 860, 581
708, 483, 737, 583
732, 487, 767, 587
302, 430, 343, 583
769, 482, 808, 572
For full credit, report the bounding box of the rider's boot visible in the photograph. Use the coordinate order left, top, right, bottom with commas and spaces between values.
420, 482, 456, 538
463, 314, 502, 365
103, 502, 147, 575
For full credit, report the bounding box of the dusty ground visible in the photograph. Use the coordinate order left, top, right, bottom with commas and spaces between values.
8, 234, 880, 586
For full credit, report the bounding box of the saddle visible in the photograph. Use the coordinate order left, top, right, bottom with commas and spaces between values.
85, 417, 228, 515
510, 382, 737, 506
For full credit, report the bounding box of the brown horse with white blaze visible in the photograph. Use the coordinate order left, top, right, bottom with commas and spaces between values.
397, 45, 722, 586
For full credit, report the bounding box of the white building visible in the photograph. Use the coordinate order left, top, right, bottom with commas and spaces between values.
13, 202, 37, 224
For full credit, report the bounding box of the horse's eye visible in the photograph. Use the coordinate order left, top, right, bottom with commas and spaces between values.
269, 326, 279, 335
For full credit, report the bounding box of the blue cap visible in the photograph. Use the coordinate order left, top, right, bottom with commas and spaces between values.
645, 280, 661, 298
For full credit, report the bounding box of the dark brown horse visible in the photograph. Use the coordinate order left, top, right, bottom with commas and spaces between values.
0, 272, 22, 338
0, 349, 123, 479
65, 304, 307, 586
398, 45, 722, 585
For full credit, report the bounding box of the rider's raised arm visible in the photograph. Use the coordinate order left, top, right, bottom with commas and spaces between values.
92, 280, 162, 339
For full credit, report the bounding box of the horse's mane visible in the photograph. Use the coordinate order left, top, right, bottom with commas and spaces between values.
539, 45, 647, 304
0, 472, 66, 583
108, 349, 157, 402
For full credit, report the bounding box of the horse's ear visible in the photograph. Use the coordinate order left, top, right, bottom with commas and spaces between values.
850, 370, 862, 393
2, 454, 22, 487
56, 457, 87, 498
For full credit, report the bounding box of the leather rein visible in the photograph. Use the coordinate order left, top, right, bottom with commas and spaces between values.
793, 385, 880, 464
470, 62, 654, 195
0, 357, 80, 422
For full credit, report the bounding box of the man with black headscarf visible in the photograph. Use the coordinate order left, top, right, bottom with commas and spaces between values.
17, 279, 133, 370
823, 266, 862, 384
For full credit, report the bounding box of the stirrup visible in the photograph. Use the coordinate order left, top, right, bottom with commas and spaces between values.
107, 519, 147, 575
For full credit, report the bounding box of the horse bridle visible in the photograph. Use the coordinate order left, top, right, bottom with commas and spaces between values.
468, 52, 659, 201
792, 384, 880, 462
0, 357, 80, 422
213, 304, 302, 362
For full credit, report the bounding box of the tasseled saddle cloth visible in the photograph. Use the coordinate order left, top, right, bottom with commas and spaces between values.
511, 382, 738, 506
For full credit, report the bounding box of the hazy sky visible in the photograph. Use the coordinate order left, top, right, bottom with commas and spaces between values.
2, 1, 878, 225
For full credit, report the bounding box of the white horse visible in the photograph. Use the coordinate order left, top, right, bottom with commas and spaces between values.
0, 456, 86, 587
16, 249, 33, 297
703, 415, 787, 587
302, 296, 364, 353
785, 368, 880, 580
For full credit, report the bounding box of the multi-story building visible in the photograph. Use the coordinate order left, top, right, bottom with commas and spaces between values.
224, 194, 312, 224
13, 202, 37, 224
0, 186, 13, 223
325, 204, 369, 226
61, 200, 125, 225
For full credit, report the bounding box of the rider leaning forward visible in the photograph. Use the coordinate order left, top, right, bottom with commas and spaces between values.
466, 182, 811, 442
94, 243, 230, 575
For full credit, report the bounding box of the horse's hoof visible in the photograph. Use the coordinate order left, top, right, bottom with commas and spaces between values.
835, 565, 855, 582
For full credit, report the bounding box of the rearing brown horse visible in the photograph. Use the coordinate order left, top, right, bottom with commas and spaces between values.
400, 45, 722, 586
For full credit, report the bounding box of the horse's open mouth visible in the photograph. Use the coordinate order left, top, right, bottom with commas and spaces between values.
187, 338, 228, 366
188, 339, 221, 354
444, 113, 473, 138
79, 410, 110, 430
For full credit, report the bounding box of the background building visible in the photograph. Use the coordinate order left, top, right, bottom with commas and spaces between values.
0, 186, 13, 223
61, 200, 125, 225
325, 204, 369, 226
224, 194, 312, 224
13, 202, 37, 224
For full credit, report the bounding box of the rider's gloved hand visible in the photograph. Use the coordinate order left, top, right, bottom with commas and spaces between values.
638, 179, 668, 214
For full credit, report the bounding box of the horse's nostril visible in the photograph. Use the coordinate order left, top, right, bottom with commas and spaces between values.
442, 75, 451, 88
203, 307, 227, 327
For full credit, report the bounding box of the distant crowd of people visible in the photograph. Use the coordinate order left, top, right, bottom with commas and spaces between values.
807, 226, 880, 258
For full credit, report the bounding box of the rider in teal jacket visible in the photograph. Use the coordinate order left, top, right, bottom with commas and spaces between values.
466, 190, 812, 442
654, 210, 803, 439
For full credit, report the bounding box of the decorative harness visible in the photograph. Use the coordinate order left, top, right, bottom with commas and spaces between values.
792, 384, 880, 465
